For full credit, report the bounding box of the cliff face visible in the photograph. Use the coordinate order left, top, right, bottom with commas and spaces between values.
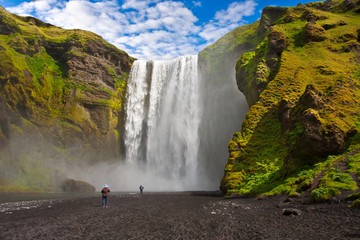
221, 0, 360, 201
196, 21, 262, 185
0, 6, 134, 191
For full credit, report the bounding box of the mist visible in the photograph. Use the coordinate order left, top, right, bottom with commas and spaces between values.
72, 161, 212, 192
0, 37, 250, 193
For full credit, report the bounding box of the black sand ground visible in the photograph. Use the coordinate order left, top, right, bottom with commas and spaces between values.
0, 192, 359, 239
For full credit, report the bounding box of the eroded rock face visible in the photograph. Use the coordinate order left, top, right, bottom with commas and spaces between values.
63, 41, 129, 135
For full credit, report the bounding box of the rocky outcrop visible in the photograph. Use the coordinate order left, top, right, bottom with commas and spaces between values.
268, 27, 288, 55
236, 25, 286, 106
304, 22, 327, 43
258, 6, 288, 35
0, 6, 134, 192
284, 85, 357, 158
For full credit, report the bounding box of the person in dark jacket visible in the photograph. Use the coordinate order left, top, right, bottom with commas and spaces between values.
139, 185, 144, 194
101, 184, 111, 207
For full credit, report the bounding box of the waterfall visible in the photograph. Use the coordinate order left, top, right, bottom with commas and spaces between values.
124, 60, 149, 164
123, 54, 248, 191
124, 55, 200, 188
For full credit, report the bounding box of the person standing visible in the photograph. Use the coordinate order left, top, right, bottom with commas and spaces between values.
101, 184, 111, 207
139, 185, 144, 194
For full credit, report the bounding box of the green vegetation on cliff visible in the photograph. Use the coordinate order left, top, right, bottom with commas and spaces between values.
221, 0, 360, 201
199, 21, 263, 74
0, 6, 134, 192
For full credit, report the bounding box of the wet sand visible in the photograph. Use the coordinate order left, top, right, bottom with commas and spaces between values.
0, 192, 359, 239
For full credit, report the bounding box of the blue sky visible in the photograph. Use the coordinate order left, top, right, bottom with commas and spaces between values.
1, 0, 316, 60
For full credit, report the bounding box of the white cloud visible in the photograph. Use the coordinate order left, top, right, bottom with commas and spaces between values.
199, 23, 228, 42
5, 0, 257, 60
215, 0, 257, 25
122, 0, 159, 10
192, 1, 202, 7
199, 0, 257, 43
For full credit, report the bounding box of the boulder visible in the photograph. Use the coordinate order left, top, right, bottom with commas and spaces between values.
281, 208, 301, 216
298, 85, 324, 110
61, 178, 96, 193
304, 22, 327, 43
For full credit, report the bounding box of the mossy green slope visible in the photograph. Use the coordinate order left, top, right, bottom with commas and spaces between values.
0, 6, 134, 192
221, 0, 360, 201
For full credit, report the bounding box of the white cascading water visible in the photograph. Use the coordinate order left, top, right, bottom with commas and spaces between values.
124, 55, 200, 189
123, 60, 148, 164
